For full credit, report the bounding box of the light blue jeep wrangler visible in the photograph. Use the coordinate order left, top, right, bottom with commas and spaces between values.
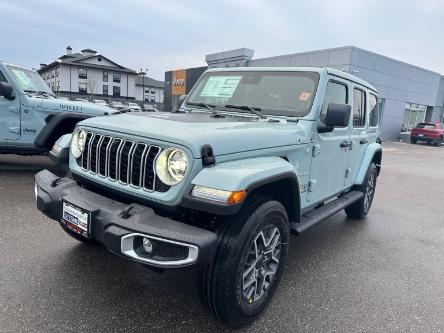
34, 67, 382, 328
0, 61, 115, 156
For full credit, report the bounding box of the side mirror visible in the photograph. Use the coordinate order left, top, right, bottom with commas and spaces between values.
177, 94, 187, 109
325, 103, 351, 127
0, 82, 14, 100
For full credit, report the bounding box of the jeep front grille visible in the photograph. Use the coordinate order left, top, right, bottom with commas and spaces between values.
79, 132, 168, 192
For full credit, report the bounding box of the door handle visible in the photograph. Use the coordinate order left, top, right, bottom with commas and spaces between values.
340, 140, 352, 148
360, 138, 369, 144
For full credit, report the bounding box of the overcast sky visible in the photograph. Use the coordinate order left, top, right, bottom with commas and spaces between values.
1, 0, 443, 80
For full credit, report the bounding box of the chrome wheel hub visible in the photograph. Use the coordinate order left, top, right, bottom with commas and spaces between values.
242, 225, 281, 304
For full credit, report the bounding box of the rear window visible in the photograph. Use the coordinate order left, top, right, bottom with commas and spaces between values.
416, 123, 437, 129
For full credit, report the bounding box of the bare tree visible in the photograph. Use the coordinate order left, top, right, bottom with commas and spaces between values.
87, 79, 98, 99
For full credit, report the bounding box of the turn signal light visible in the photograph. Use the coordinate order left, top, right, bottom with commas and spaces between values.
227, 190, 247, 204
192, 186, 247, 204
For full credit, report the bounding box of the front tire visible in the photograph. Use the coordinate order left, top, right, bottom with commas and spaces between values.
200, 196, 290, 328
410, 137, 417, 144
345, 163, 378, 219
434, 136, 443, 147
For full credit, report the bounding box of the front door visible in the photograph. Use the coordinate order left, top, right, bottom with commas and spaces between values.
0, 69, 21, 142
307, 80, 350, 202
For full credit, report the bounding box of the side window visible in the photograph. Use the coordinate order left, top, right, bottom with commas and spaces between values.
320, 81, 347, 124
0, 71, 7, 82
369, 93, 379, 127
352, 88, 366, 127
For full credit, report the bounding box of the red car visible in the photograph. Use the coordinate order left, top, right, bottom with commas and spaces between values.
410, 123, 444, 146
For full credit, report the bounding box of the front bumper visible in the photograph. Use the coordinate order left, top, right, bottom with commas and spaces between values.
35, 169, 218, 269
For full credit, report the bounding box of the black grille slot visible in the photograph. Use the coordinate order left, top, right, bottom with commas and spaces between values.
98, 136, 111, 176
144, 146, 160, 190
131, 144, 147, 187
119, 141, 133, 183
89, 135, 101, 173
77, 132, 168, 193
81, 133, 93, 169
108, 138, 122, 180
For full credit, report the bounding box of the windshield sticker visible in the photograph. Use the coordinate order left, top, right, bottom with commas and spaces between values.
299, 92, 311, 102
200, 76, 241, 98
12, 69, 34, 90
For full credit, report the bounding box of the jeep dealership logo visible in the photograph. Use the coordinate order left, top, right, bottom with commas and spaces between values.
173, 78, 185, 86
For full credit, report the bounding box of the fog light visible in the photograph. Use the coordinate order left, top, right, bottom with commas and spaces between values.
142, 238, 153, 253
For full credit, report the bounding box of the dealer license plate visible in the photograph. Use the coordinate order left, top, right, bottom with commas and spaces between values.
62, 201, 90, 238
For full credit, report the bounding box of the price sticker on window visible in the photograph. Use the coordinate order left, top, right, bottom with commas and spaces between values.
200, 76, 241, 98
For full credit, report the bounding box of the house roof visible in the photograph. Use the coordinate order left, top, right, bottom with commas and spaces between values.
38, 51, 137, 74
135, 76, 164, 88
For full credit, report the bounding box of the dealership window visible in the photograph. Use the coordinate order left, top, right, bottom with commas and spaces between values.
353, 88, 366, 127
78, 68, 87, 79
151, 89, 155, 94
103, 71, 108, 82
79, 82, 87, 94
150, 97, 155, 102
369, 93, 379, 127
103, 85, 108, 95
113, 73, 121, 83
320, 81, 347, 124
113, 86, 120, 96
403, 103, 426, 130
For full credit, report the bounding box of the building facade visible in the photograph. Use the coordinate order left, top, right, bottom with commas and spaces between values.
164, 66, 207, 111
39, 47, 164, 108
135, 76, 164, 108
165, 47, 444, 140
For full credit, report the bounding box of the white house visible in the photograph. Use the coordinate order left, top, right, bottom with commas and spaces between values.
38, 47, 165, 108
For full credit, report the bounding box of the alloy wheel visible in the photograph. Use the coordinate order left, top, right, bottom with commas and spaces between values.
241, 225, 281, 304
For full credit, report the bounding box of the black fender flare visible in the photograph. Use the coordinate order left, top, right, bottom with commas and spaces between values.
181, 172, 301, 222
34, 112, 93, 149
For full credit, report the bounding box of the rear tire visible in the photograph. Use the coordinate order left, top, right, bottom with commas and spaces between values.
345, 163, 378, 219
199, 196, 290, 328
410, 137, 417, 144
435, 136, 443, 147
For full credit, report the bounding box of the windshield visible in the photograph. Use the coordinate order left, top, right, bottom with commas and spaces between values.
186, 71, 319, 117
6, 65, 53, 94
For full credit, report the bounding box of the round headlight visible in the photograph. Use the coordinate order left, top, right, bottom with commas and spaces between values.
155, 148, 188, 186
71, 129, 86, 158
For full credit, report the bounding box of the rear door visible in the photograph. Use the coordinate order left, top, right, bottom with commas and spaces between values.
345, 86, 369, 186
0, 69, 21, 142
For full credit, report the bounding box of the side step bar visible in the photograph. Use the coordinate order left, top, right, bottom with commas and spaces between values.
291, 191, 364, 235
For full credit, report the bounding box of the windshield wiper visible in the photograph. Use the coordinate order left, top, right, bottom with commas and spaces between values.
186, 102, 223, 117
224, 104, 266, 119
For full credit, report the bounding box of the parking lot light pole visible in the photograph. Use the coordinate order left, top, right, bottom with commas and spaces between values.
139, 68, 148, 105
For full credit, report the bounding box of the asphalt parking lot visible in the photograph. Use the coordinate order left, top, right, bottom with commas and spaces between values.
0, 142, 443, 333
